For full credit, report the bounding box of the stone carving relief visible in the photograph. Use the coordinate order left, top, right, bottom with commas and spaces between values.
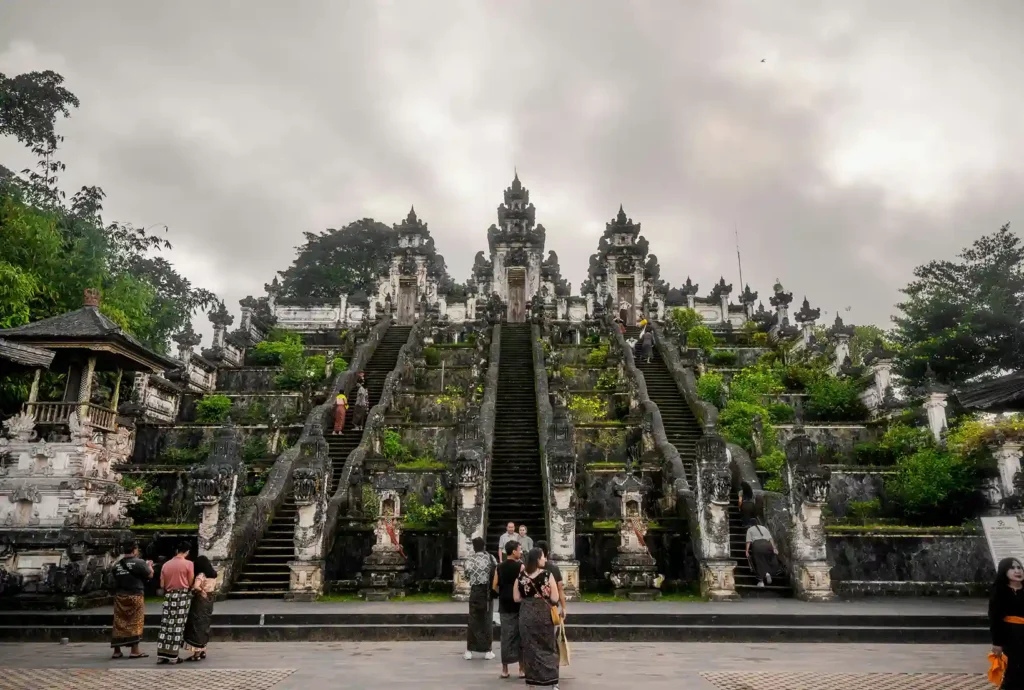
2, 412, 37, 442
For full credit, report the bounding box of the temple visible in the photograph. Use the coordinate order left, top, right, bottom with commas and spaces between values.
0, 172, 1011, 609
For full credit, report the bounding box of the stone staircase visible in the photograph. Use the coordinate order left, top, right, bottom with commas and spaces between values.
228, 324, 412, 599
625, 326, 700, 486
728, 487, 792, 597
486, 324, 546, 552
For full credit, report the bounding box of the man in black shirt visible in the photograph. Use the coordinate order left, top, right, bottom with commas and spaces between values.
492, 540, 524, 679
110, 541, 153, 659
536, 540, 567, 621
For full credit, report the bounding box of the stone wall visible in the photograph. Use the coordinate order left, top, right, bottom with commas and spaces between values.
776, 424, 878, 462
575, 524, 698, 590
827, 531, 993, 596
216, 368, 280, 393
573, 425, 638, 466
325, 528, 457, 582
827, 468, 891, 518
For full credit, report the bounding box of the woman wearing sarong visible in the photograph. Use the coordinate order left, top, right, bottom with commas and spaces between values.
745, 519, 782, 588
183, 555, 218, 661
494, 540, 525, 679
463, 537, 497, 661
110, 541, 153, 659
156, 542, 195, 664
738, 482, 757, 527
991, 557, 1024, 689
514, 547, 561, 688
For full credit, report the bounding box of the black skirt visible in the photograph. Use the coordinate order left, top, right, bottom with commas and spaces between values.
467, 584, 493, 653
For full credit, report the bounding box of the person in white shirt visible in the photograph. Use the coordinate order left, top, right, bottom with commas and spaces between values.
498, 522, 518, 561
745, 519, 782, 587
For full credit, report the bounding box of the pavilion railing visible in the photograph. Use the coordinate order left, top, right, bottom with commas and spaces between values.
26, 401, 117, 432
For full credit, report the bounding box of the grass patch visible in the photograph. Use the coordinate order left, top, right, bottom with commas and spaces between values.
131, 523, 198, 531
579, 591, 705, 603
591, 520, 618, 530
394, 457, 447, 471
317, 593, 361, 603
825, 524, 977, 535
315, 591, 451, 603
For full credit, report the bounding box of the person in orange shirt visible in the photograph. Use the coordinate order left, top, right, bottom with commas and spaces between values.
333, 393, 349, 434
156, 542, 195, 664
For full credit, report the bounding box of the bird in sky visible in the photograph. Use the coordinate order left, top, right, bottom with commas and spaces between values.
761, 58, 766, 63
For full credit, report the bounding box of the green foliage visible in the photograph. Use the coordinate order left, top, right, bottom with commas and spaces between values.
244, 470, 267, 496
595, 369, 621, 392
669, 307, 701, 335
766, 402, 795, 424
686, 325, 716, 353
160, 445, 209, 465
240, 399, 270, 424
332, 355, 349, 374
381, 429, 412, 463
568, 394, 607, 423
435, 385, 466, 415
537, 337, 552, 356
709, 350, 737, 366
242, 435, 269, 462
559, 365, 577, 380
849, 325, 889, 365
0, 70, 80, 150
845, 499, 882, 524
423, 346, 440, 366
756, 449, 786, 492
404, 480, 447, 528
885, 447, 979, 524
395, 456, 446, 471
893, 224, 1024, 387
275, 353, 327, 391
948, 415, 1024, 461
195, 394, 232, 424
718, 400, 775, 454
729, 362, 784, 405
586, 342, 610, 367
361, 483, 379, 520
121, 476, 163, 524
805, 376, 869, 422
781, 361, 827, 391
696, 371, 725, 405
251, 330, 303, 365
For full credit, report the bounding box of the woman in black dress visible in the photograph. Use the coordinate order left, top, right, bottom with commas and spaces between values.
738, 482, 757, 527
514, 547, 561, 688
991, 557, 1024, 689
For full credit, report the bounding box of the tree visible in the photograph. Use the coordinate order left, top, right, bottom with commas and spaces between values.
277, 219, 397, 305
0, 71, 79, 150
893, 224, 1024, 386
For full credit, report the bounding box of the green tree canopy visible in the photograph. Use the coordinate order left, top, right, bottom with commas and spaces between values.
893, 224, 1024, 386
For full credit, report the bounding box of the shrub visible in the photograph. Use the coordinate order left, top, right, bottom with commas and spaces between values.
361, 483, 379, 520
395, 456, 447, 471
805, 376, 868, 422
751, 332, 769, 346
332, 355, 349, 374
568, 394, 607, 423
766, 402, 795, 424
160, 445, 209, 465
845, 498, 882, 523
275, 353, 327, 390
195, 394, 232, 424
696, 371, 725, 406
709, 350, 737, 367
404, 480, 447, 527
436, 385, 466, 415
586, 342, 610, 367
669, 307, 702, 335
242, 435, 269, 462
729, 362, 784, 405
885, 447, 979, 524
251, 330, 303, 365
686, 325, 716, 353
718, 400, 775, 454
244, 470, 267, 496
423, 347, 440, 366
756, 450, 786, 492
121, 476, 164, 523
948, 414, 1024, 463
595, 369, 621, 392
537, 337, 552, 356
240, 399, 270, 424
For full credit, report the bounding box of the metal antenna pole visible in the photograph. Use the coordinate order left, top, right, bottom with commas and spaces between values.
735, 227, 745, 290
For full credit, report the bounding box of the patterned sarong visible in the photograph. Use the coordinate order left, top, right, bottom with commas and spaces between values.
467, 584, 493, 653
110, 593, 145, 648
156, 589, 192, 660
519, 598, 559, 686
183, 591, 214, 653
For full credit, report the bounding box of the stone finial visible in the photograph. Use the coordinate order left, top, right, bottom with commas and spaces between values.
828, 313, 856, 339
769, 286, 793, 308
83, 288, 101, 307
864, 337, 896, 365
208, 300, 234, 329
172, 323, 202, 351
794, 297, 820, 324
681, 277, 700, 297
740, 285, 758, 305
710, 277, 733, 299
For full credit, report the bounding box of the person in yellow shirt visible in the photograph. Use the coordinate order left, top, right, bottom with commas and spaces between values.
333, 393, 348, 434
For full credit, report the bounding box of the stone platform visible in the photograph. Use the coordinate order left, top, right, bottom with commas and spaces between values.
0, 598, 988, 644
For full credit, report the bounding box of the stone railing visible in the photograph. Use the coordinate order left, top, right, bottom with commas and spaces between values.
321, 318, 427, 558
216, 317, 392, 596
477, 324, 500, 548
649, 321, 718, 430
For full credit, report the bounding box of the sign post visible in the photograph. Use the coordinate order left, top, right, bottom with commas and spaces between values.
982, 516, 1024, 569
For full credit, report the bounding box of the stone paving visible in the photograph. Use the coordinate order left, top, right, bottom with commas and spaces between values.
0, 642, 993, 689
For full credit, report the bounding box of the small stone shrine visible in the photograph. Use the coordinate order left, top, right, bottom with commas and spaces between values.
360, 477, 410, 601
607, 472, 661, 600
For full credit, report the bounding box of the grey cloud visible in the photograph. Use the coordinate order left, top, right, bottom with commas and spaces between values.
1, 0, 1022, 341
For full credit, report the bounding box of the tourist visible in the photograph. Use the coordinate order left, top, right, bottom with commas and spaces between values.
739, 482, 757, 527
352, 381, 369, 430
618, 300, 631, 323
990, 557, 1024, 689
463, 537, 497, 661
615, 318, 626, 336
639, 327, 655, 363
745, 519, 781, 588
182, 555, 218, 662
514, 547, 561, 688
517, 524, 534, 554
110, 541, 153, 660
333, 391, 348, 434
498, 522, 518, 561
156, 541, 195, 664
536, 540, 566, 622
493, 540, 524, 679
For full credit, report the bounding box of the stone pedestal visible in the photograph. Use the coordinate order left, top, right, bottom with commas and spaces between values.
359, 550, 409, 601
285, 560, 323, 602
554, 559, 580, 602
792, 560, 833, 601
451, 560, 470, 601
701, 559, 739, 601
924, 392, 948, 442
608, 551, 660, 601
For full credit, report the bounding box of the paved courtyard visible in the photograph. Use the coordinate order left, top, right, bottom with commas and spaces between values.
0, 642, 993, 689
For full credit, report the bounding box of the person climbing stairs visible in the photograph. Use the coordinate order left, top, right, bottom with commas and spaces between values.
486, 324, 547, 553
229, 325, 412, 598
728, 492, 791, 597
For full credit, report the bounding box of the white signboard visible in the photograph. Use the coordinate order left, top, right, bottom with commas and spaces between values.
982, 516, 1024, 570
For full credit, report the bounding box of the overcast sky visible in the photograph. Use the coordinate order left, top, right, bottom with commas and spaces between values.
2, 1, 1022, 341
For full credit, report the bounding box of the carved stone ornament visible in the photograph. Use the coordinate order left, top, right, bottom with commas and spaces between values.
399, 252, 419, 277
2, 411, 37, 442
695, 434, 731, 506
455, 449, 481, 486
549, 449, 575, 488
292, 467, 323, 505
615, 255, 635, 274
505, 247, 530, 268
785, 433, 831, 507
98, 483, 120, 505
9, 484, 42, 504
191, 464, 235, 506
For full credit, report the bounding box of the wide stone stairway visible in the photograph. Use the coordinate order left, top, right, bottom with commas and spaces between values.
487, 324, 547, 551
229, 324, 412, 599
728, 492, 791, 597
625, 326, 700, 486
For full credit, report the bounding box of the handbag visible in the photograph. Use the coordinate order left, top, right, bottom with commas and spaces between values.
557, 623, 571, 666
550, 605, 560, 625
989, 651, 1008, 686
